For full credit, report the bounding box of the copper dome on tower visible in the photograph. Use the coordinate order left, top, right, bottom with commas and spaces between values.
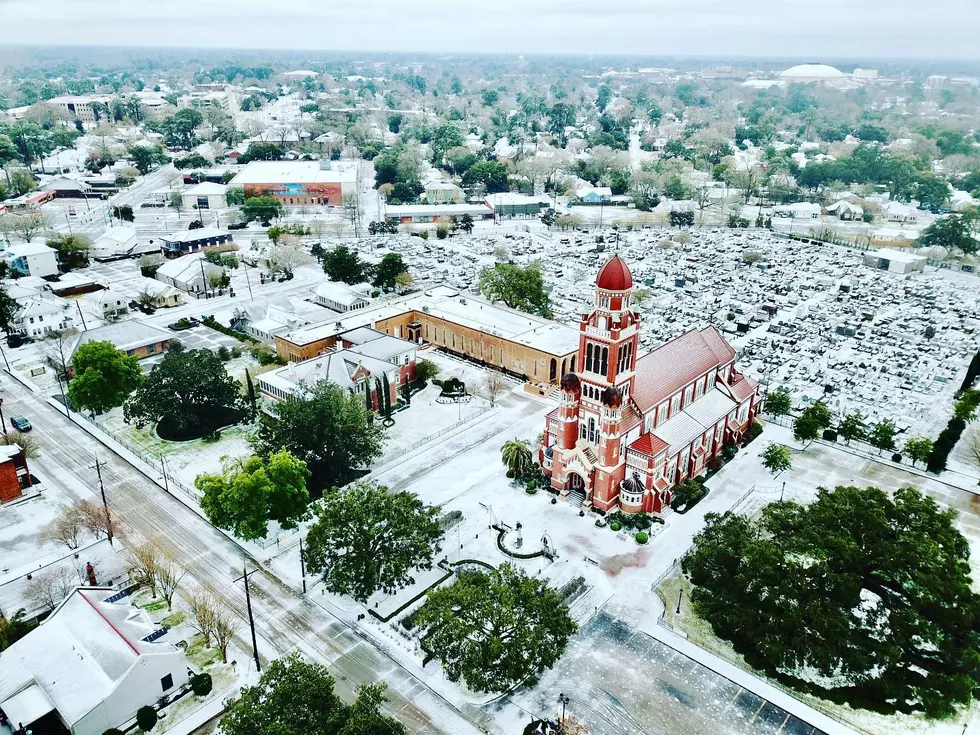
595, 255, 633, 291
560, 373, 581, 393
601, 386, 623, 408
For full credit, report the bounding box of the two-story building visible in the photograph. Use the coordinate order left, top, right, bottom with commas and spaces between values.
540, 255, 762, 515
5, 242, 59, 278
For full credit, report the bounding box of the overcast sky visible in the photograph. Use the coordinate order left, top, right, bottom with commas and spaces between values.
1, 0, 977, 60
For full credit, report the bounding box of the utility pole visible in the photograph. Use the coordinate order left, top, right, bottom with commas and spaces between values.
91, 456, 114, 546
0, 393, 6, 435
676, 588, 683, 614
233, 565, 262, 673
0, 340, 9, 371
160, 456, 170, 494
54, 373, 73, 422
75, 301, 88, 331
299, 537, 307, 594
241, 256, 254, 301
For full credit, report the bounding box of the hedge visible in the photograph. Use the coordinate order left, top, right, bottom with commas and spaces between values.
201, 315, 259, 344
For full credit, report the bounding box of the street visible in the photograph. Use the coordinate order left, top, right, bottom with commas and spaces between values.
0, 371, 489, 735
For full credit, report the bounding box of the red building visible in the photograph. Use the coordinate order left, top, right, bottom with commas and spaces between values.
541, 255, 761, 515
0, 444, 32, 504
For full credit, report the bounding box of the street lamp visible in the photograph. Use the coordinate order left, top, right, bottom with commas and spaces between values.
676, 589, 683, 615
557, 693, 570, 730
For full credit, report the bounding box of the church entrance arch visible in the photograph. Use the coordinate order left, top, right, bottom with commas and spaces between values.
549, 358, 557, 382
567, 472, 585, 492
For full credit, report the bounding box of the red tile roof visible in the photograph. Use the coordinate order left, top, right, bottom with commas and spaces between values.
629, 433, 669, 457
595, 255, 633, 291
632, 326, 736, 413
728, 374, 758, 402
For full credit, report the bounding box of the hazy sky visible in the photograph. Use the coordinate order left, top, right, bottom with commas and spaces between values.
1, 0, 978, 59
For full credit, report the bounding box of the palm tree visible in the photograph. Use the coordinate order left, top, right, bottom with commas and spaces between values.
501, 439, 533, 479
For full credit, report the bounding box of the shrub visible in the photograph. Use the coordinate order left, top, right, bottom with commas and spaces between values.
506, 469, 515, 479
231, 346, 242, 358
722, 443, 739, 461
136, 705, 158, 732
202, 430, 222, 444
525, 487, 537, 495
891, 453, 903, 463
635, 531, 649, 544
707, 456, 723, 473
823, 429, 838, 442
217, 345, 231, 361
744, 419, 764, 445
191, 672, 213, 696
419, 230, 429, 240
550, 497, 557, 504
103, 730, 125, 735
609, 521, 622, 531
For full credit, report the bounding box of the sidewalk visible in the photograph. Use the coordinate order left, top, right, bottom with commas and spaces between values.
645, 624, 859, 735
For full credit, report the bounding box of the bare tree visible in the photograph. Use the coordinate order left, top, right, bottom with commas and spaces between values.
155, 557, 186, 611
964, 428, 980, 477
189, 591, 217, 647
266, 242, 313, 277
0, 432, 39, 459
40, 505, 86, 549
0, 211, 50, 243
482, 373, 508, 408
342, 192, 361, 236
128, 539, 162, 597
74, 499, 120, 546
211, 602, 239, 663
42, 329, 78, 381
25, 566, 77, 610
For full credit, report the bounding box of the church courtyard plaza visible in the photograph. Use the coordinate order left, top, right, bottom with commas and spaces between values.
264, 406, 980, 735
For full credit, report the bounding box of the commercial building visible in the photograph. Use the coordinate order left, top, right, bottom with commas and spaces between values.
384, 203, 494, 224
92, 226, 138, 261
863, 248, 928, 275
313, 282, 372, 312
45, 95, 113, 124
541, 256, 761, 515
0, 588, 190, 735
12, 296, 75, 339
228, 160, 358, 206
0, 444, 30, 504
5, 242, 59, 278
423, 182, 464, 204
259, 328, 416, 410
485, 193, 551, 218
276, 286, 579, 385
181, 182, 228, 211
159, 228, 234, 258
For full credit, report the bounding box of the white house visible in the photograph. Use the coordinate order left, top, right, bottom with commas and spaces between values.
0, 588, 191, 735
313, 281, 372, 313
155, 253, 224, 294
132, 278, 185, 309
92, 226, 138, 261
826, 200, 864, 221
5, 242, 59, 278
773, 202, 821, 219
181, 182, 228, 211
883, 201, 918, 224
12, 296, 74, 338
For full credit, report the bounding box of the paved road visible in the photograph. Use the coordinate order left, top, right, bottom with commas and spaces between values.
1, 372, 488, 735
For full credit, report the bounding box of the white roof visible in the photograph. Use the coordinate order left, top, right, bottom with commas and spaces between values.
485, 193, 550, 207
315, 281, 371, 306
229, 160, 357, 186
183, 182, 227, 196
1, 684, 56, 727
780, 64, 845, 80
161, 227, 226, 244
156, 253, 220, 280
0, 588, 180, 727
70, 322, 172, 355
386, 203, 492, 217
868, 248, 927, 264
262, 348, 394, 394
577, 186, 612, 197
425, 182, 462, 191
6, 242, 56, 258
285, 287, 579, 358
95, 226, 137, 247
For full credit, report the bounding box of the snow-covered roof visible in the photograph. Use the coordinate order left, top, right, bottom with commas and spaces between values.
183, 182, 227, 196
156, 253, 221, 281
315, 281, 371, 306
161, 228, 226, 244
0, 588, 180, 727
229, 160, 357, 186
6, 242, 56, 258
780, 64, 845, 80
867, 248, 927, 265
69, 322, 172, 356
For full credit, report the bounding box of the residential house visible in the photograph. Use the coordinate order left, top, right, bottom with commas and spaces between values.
67, 322, 173, 368
576, 186, 613, 204
0, 587, 191, 735
159, 228, 233, 259
0, 444, 31, 504
12, 297, 74, 338
826, 200, 865, 221
883, 201, 918, 224
155, 253, 225, 294
5, 242, 59, 278
133, 278, 185, 309
773, 202, 821, 219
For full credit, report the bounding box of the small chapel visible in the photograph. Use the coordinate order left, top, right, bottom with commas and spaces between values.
540, 255, 761, 514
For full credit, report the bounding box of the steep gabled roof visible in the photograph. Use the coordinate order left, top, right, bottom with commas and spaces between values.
632, 326, 736, 413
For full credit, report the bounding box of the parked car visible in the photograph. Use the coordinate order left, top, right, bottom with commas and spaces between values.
10, 416, 31, 432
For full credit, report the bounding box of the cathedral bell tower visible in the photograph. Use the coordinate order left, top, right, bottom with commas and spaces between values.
577, 255, 640, 397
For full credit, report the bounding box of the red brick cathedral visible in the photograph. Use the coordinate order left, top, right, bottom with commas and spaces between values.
541, 255, 761, 515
